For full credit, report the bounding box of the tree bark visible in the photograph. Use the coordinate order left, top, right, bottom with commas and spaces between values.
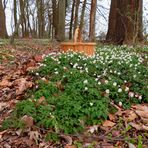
56, 0, 66, 41
89, 0, 97, 41
37, 0, 45, 38
0, 0, 8, 38
79, 0, 87, 33
69, 0, 75, 39
106, 0, 143, 45
73, 0, 80, 36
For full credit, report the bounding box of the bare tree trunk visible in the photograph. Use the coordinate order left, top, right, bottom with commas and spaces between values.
56, 0, 66, 41
37, 0, 45, 38
79, 0, 87, 33
52, 0, 58, 38
73, 0, 80, 35
106, 0, 143, 45
69, 0, 75, 39
13, 0, 18, 35
89, 0, 97, 41
0, 0, 8, 38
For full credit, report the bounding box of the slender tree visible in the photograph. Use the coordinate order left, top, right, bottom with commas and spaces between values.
89, 0, 97, 41
73, 0, 80, 35
0, 0, 8, 38
69, 0, 75, 39
106, 0, 143, 44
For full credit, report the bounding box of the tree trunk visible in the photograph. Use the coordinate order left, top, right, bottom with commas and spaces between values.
0, 0, 8, 38
79, 0, 87, 33
56, 0, 66, 41
73, 0, 80, 35
69, 0, 75, 39
89, 0, 97, 41
37, 0, 45, 38
13, 0, 18, 36
106, 0, 143, 45
52, 0, 58, 38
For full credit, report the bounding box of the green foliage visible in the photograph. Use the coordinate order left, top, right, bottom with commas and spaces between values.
2, 46, 148, 135
1, 117, 25, 130
45, 132, 60, 142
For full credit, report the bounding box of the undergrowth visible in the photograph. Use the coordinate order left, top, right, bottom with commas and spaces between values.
2, 46, 148, 134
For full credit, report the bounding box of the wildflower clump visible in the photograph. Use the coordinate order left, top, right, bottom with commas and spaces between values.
3, 46, 148, 134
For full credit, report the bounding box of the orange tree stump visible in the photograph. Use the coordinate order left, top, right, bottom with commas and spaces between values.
60, 42, 96, 56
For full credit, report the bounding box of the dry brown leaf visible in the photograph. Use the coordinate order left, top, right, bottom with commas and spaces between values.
141, 117, 148, 124
109, 114, 115, 121
36, 96, 46, 106
0, 79, 12, 87
99, 142, 114, 148
15, 78, 33, 95
135, 110, 148, 119
88, 125, 98, 133
65, 145, 77, 148
29, 131, 41, 143
124, 111, 137, 122
21, 115, 34, 128
0, 130, 7, 139
0, 102, 7, 112
60, 134, 72, 145
129, 122, 148, 131
102, 120, 116, 127
132, 104, 148, 112
128, 143, 136, 148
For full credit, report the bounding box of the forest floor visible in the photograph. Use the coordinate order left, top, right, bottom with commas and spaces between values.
0, 39, 148, 148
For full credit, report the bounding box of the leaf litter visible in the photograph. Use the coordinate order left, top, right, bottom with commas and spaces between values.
0, 43, 148, 147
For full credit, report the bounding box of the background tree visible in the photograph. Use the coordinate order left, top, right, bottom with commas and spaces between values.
0, 0, 8, 38
89, 0, 97, 41
106, 0, 143, 44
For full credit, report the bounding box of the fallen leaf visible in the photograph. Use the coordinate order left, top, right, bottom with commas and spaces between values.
135, 110, 148, 119
34, 55, 43, 62
29, 131, 41, 144
0, 102, 7, 112
0, 79, 12, 87
102, 120, 115, 127
129, 122, 148, 131
15, 78, 33, 95
109, 114, 115, 121
21, 115, 34, 128
65, 145, 77, 148
124, 111, 137, 122
132, 104, 148, 112
99, 142, 114, 148
60, 134, 72, 145
88, 125, 98, 134
36, 96, 46, 106
128, 143, 136, 148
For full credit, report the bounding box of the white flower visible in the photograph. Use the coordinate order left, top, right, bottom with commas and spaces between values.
98, 82, 101, 85
54, 71, 59, 75
138, 95, 142, 100
113, 82, 117, 86
41, 77, 46, 81
118, 88, 122, 93
133, 75, 136, 78
105, 89, 110, 94
73, 63, 78, 68
105, 80, 108, 84
83, 80, 88, 84
95, 78, 98, 81
36, 73, 39, 76
119, 102, 122, 107
84, 87, 88, 91
129, 92, 134, 98
125, 87, 129, 92
90, 102, 93, 106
